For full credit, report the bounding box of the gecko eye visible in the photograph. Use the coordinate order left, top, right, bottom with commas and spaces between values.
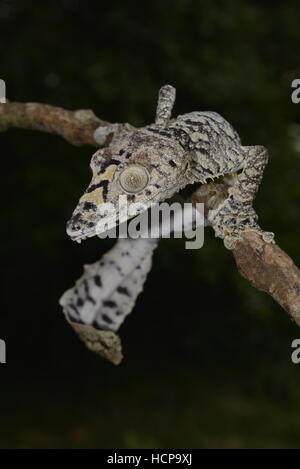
119, 165, 149, 193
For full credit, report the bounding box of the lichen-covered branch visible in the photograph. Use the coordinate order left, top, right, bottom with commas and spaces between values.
0, 101, 120, 147
233, 231, 300, 325
191, 183, 300, 326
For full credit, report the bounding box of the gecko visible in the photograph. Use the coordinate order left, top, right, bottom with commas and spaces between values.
61, 84, 274, 363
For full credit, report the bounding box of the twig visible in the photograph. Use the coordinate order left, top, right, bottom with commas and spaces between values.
0, 101, 115, 147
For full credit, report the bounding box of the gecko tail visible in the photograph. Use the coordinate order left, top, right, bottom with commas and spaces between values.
59, 237, 158, 364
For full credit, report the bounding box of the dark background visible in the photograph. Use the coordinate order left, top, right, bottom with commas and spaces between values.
1, 0, 300, 449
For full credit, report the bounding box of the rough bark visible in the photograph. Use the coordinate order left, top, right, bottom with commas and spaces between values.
191, 183, 300, 325
0, 101, 111, 146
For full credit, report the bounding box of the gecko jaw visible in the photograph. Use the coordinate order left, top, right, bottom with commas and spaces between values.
67, 212, 128, 243
67, 229, 97, 243
68, 204, 148, 243
67, 180, 185, 243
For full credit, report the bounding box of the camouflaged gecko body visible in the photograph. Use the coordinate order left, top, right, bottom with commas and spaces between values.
67, 84, 274, 249
62, 84, 274, 363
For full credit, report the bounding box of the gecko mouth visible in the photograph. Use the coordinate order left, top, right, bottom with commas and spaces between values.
67, 183, 182, 243
67, 208, 145, 243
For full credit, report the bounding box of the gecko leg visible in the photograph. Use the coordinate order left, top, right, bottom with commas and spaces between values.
208, 145, 275, 249
155, 84, 176, 127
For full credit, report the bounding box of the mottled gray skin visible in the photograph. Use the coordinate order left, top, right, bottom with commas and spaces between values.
60, 237, 157, 331
67, 84, 274, 249
63, 84, 274, 363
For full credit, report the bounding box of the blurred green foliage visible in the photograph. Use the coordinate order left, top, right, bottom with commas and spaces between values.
1, 0, 300, 449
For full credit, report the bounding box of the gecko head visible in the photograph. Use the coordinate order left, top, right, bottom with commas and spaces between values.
66, 130, 187, 242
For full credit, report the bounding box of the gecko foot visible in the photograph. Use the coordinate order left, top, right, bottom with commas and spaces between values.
223, 228, 275, 250
208, 198, 275, 250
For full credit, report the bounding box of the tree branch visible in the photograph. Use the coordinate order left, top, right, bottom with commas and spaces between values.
191, 183, 300, 326
0, 101, 115, 147
1, 100, 300, 325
